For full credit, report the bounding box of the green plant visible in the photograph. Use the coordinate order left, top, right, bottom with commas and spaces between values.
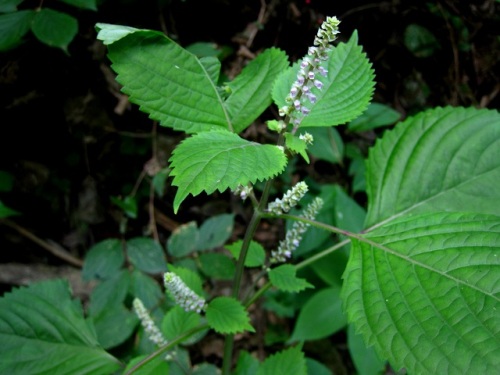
1, 15, 499, 375
0, 0, 97, 52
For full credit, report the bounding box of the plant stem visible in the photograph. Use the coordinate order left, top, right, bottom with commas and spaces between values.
124, 324, 209, 375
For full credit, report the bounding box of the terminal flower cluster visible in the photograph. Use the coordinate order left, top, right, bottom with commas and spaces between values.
279, 16, 340, 132
267, 181, 308, 215
164, 272, 207, 313
133, 298, 168, 347
270, 197, 324, 264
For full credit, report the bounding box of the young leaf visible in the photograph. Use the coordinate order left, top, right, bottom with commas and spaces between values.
0, 201, 20, 218
198, 252, 236, 280
268, 264, 313, 293
225, 48, 289, 133
226, 240, 266, 268
126, 237, 167, 274
206, 296, 254, 334
348, 102, 401, 132
196, 213, 234, 251
0, 279, 122, 374
284, 133, 309, 163
365, 106, 500, 229
342, 212, 500, 374
82, 238, 124, 281
169, 131, 287, 213
257, 345, 307, 375
273, 30, 375, 128
31, 8, 78, 52
130, 270, 163, 309
0, 10, 34, 51
88, 270, 131, 316
167, 221, 200, 258
58, 0, 97, 11
289, 285, 346, 343
161, 305, 205, 345
91, 304, 138, 349
97, 24, 232, 133
305, 127, 344, 164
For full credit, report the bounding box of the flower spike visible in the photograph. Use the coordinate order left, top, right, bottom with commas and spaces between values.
280, 16, 341, 132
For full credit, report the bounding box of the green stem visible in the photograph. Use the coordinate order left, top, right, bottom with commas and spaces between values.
125, 324, 209, 375
222, 133, 287, 375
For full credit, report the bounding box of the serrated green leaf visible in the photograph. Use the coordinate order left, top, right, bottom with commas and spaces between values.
0, 10, 35, 51
31, 8, 77, 52
169, 131, 287, 213
348, 102, 401, 132
198, 252, 235, 280
365, 106, 500, 229
88, 270, 131, 316
82, 238, 124, 281
99, 25, 231, 133
58, 0, 97, 11
342, 212, 500, 374
167, 221, 199, 257
161, 305, 205, 345
257, 345, 307, 375
226, 240, 266, 268
206, 297, 254, 334
126, 237, 167, 274
289, 285, 346, 343
347, 323, 386, 375
0, 279, 122, 375
226, 48, 289, 133
306, 126, 343, 164
273, 30, 375, 127
130, 270, 163, 309
269, 264, 313, 292
196, 213, 234, 250
0, 0, 24, 12
284, 133, 309, 163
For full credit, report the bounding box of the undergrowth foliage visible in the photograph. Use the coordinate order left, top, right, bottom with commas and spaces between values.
1, 15, 500, 375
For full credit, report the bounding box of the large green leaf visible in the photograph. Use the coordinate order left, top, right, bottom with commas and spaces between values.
96, 24, 232, 133
342, 212, 500, 374
365, 106, 500, 229
206, 297, 254, 334
58, 0, 97, 11
272, 30, 375, 128
225, 48, 289, 133
82, 238, 124, 281
169, 131, 287, 213
0, 279, 122, 375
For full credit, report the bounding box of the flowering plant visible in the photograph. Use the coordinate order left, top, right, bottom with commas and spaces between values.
0, 14, 499, 375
